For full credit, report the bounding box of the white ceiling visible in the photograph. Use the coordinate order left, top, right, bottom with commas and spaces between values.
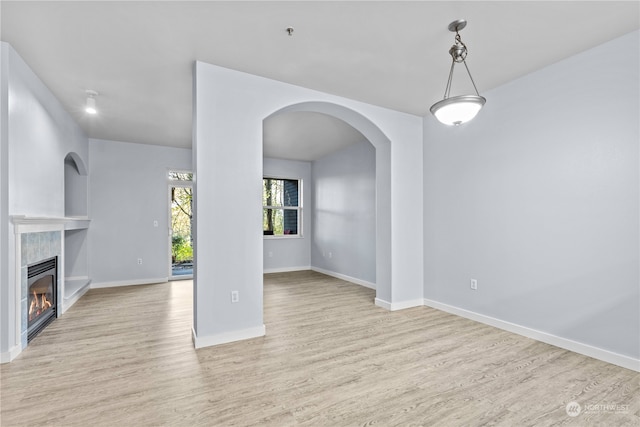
1, 1, 638, 161
264, 112, 366, 161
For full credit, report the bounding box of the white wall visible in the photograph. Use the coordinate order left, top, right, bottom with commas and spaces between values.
88, 139, 192, 286
1, 43, 89, 357
193, 62, 423, 347
263, 157, 311, 272
6, 46, 88, 218
64, 156, 88, 217
423, 30, 639, 361
0, 43, 10, 358
311, 140, 376, 286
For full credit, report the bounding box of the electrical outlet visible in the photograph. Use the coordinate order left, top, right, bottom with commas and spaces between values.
328, 252, 332, 259
231, 290, 239, 303
153, 220, 158, 227
470, 279, 477, 290
137, 258, 143, 265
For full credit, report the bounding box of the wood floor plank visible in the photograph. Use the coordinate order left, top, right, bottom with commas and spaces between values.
1, 270, 638, 426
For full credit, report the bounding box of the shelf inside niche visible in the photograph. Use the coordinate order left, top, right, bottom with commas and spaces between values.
64, 218, 90, 230
64, 277, 91, 300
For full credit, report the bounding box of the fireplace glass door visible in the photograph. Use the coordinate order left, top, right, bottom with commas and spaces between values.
27, 257, 57, 341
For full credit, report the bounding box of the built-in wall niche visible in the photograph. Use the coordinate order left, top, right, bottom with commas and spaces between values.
64, 152, 88, 218
63, 227, 90, 311
63, 152, 91, 313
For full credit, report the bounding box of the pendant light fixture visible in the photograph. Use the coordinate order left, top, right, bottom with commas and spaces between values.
430, 19, 485, 126
85, 90, 98, 115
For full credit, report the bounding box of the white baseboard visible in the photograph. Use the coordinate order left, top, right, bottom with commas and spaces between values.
64, 275, 89, 282
264, 266, 310, 274
61, 284, 91, 314
374, 298, 391, 310
0, 344, 22, 364
423, 298, 640, 372
91, 277, 168, 289
192, 324, 266, 349
375, 297, 423, 311
311, 266, 376, 290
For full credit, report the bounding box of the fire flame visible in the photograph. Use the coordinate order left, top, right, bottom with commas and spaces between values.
28, 289, 52, 321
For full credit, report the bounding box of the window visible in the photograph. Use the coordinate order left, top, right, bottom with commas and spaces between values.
263, 177, 301, 237
168, 170, 193, 278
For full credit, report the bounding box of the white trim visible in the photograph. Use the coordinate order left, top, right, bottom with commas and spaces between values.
374, 298, 391, 310
64, 218, 90, 231
0, 344, 22, 364
310, 266, 376, 290
423, 298, 640, 372
264, 266, 310, 274
263, 234, 303, 240
12, 216, 65, 234
374, 297, 423, 311
14, 230, 21, 361
62, 285, 91, 314
391, 298, 424, 311
65, 275, 89, 281
192, 324, 266, 349
61, 277, 91, 314
91, 277, 168, 289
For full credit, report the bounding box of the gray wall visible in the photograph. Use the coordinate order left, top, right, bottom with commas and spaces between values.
6, 46, 88, 217
88, 138, 192, 286
64, 156, 88, 217
263, 157, 311, 272
1, 42, 89, 357
423, 30, 639, 359
311, 140, 376, 285
0, 43, 10, 357
193, 62, 423, 346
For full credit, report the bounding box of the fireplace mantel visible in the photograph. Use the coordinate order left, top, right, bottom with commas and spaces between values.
3, 216, 92, 363
12, 216, 90, 233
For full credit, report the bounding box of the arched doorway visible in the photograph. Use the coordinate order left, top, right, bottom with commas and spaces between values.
263, 102, 392, 303
192, 62, 423, 348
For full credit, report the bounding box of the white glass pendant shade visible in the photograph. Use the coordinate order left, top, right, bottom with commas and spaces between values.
430, 94, 486, 126
430, 20, 485, 126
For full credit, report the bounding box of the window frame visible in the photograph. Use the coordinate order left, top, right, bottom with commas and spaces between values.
262, 176, 303, 239
167, 169, 193, 183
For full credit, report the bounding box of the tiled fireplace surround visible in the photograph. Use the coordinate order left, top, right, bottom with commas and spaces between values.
6, 217, 91, 362
9, 218, 67, 360
16, 227, 63, 352
19, 230, 62, 349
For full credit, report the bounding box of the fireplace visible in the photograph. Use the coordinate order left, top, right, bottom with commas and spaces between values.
27, 257, 57, 342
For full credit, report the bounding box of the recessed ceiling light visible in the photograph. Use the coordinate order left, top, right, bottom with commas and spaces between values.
85, 90, 98, 114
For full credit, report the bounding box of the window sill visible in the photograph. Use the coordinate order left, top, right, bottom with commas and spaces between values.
263, 235, 304, 240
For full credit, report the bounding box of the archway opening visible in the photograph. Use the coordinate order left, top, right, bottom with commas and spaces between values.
262, 102, 392, 303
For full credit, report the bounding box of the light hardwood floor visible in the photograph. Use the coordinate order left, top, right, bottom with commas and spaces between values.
1, 271, 638, 426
